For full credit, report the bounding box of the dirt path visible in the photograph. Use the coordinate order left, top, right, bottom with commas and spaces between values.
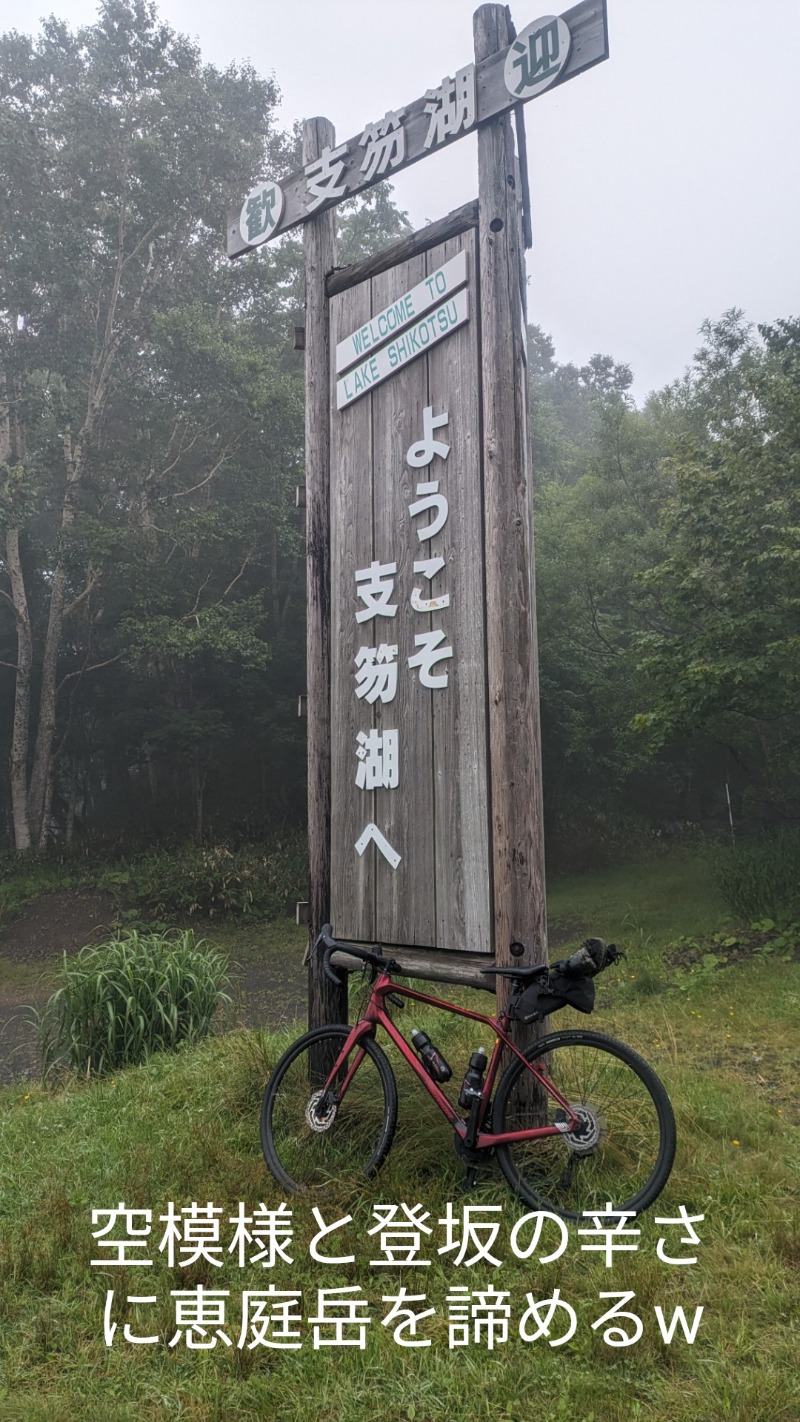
0, 889, 117, 962
0, 891, 118, 1084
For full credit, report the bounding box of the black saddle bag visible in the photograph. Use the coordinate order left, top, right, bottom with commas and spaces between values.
507, 938, 620, 1024
510, 972, 596, 1024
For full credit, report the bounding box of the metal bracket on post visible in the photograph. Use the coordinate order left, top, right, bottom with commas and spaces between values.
505, 7, 533, 250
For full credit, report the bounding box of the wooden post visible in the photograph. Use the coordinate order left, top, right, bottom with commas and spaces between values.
304, 116, 348, 1030
474, 5, 548, 1019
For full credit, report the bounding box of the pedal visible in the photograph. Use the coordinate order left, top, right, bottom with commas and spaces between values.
453, 1132, 493, 1192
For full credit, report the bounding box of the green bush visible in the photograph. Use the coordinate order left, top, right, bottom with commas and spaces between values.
546, 804, 668, 875
712, 829, 800, 921
37, 929, 231, 1076
126, 833, 308, 920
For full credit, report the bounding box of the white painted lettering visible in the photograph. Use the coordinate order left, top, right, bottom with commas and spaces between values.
335, 252, 467, 375
336, 287, 469, 408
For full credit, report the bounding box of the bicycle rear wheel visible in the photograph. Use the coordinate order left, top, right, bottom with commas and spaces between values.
261, 1025, 398, 1194
493, 1029, 676, 1219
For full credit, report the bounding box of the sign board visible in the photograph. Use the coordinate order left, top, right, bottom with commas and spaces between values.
336, 286, 469, 410
335, 251, 467, 374
329, 227, 492, 953
239, 179, 284, 247
505, 15, 572, 96
226, 0, 608, 256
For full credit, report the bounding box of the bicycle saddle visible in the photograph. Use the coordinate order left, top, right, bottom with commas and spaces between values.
480, 964, 548, 981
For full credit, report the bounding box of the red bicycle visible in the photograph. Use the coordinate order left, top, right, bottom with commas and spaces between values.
260, 928, 676, 1219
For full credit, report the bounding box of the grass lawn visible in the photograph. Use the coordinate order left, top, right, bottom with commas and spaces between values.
547, 849, 729, 945
0, 853, 798, 1421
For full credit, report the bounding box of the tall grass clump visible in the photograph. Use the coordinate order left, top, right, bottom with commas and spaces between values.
712, 829, 800, 921
37, 929, 231, 1077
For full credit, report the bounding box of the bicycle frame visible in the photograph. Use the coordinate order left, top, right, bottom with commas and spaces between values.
321, 971, 580, 1149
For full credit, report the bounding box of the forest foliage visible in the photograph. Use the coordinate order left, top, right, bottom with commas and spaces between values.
1, 0, 798, 860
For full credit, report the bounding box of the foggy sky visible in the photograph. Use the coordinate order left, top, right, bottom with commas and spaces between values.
4, 0, 799, 402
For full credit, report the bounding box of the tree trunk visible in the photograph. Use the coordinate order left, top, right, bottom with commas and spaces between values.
193, 766, 206, 842
145, 743, 159, 802
2, 365, 33, 852
65, 757, 79, 845
28, 431, 84, 844
22, 239, 124, 846
38, 752, 54, 849
270, 526, 280, 625
5, 528, 33, 852
27, 559, 69, 844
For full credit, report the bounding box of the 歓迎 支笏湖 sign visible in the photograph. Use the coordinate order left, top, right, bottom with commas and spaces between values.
504, 15, 572, 98
335, 250, 467, 374
238, 180, 284, 247
336, 288, 469, 410
226, 1, 608, 256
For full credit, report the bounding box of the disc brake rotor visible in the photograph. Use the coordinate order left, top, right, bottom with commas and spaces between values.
554, 1102, 604, 1155
305, 1089, 337, 1133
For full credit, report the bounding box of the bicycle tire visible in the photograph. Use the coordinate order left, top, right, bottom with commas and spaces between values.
261, 1025, 398, 1194
493, 1029, 676, 1219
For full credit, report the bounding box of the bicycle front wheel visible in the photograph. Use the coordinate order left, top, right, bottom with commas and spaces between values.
261, 1025, 398, 1194
493, 1030, 676, 1219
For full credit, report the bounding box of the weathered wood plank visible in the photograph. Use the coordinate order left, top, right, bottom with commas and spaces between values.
326, 202, 478, 298
474, 7, 548, 1017
330, 946, 497, 993
370, 254, 436, 947
424, 229, 493, 956
329, 275, 376, 943
304, 118, 348, 1029
227, 0, 608, 256
329, 233, 492, 956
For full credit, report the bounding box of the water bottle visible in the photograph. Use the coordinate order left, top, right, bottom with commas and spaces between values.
458, 1047, 488, 1109
411, 1029, 452, 1083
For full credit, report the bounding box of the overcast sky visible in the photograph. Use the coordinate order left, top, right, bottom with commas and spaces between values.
6, 0, 800, 401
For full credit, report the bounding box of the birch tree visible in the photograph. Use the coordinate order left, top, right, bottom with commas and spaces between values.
0, 0, 284, 849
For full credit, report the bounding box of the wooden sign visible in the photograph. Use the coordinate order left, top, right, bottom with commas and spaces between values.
335, 251, 467, 373
226, 0, 608, 257
329, 227, 492, 953
225, 2, 610, 1021
505, 14, 572, 96
336, 286, 469, 410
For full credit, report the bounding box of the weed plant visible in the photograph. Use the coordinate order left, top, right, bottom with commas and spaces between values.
0, 831, 308, 926
122, 834, 307, 919
712, 829, 800, 921
36, 929, 231, 1077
